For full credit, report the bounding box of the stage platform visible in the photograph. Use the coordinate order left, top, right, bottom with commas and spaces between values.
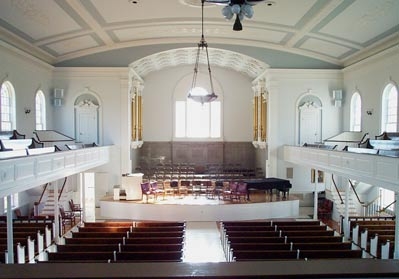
99, 194, 300, 222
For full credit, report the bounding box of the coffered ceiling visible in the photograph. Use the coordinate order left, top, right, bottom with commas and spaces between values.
0, 0, 398, 78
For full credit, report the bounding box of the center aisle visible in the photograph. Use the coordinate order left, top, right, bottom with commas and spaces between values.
183, 222, 226, 262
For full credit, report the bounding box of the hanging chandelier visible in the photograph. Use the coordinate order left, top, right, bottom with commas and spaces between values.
187, 0, 218, 104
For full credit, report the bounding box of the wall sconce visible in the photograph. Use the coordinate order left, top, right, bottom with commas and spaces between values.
366, 109, 373, 115
24, 108, 31, 114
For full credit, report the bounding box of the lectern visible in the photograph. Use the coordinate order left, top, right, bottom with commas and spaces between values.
121, 173, 143, 200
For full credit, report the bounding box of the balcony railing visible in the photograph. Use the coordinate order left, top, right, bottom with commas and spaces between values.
0, 145, 113, 198
283, 145, 399, 191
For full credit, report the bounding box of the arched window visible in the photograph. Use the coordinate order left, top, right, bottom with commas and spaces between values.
35, 90, 46, 130
0, 81, 16, 131
350, 92, 362, 132
175, 87, 221, 139
381, 83, 398, 132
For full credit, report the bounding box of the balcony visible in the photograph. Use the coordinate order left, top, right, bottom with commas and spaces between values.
0, 146, 113, 197
283, 145, 399, 191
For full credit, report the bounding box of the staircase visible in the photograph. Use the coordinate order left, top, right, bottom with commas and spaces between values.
38, 189, 72, 217
326, 189, 358, 220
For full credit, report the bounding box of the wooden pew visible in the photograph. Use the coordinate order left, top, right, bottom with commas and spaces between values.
286, 236, 344, 243
78, 225, 185, 233
125, 237, 185, 245
46, 251, 114, 262
232, 250, 298, 261
282, 230, 336, 237
82, 221, 133, 227
72, 231, 184, 238
134, 221, 186, 228
274, 225, 328, 231
115, 251, 183, 262
65, 237, 124, 245
56, 243, 184, 253
229, 243, 290, 251
71, 231, 129, 238
78, 227, 131, 233
271, 221, 322, 226
222, 221, 271, 227
299, 249, 362, 259
225, 231, 280, 238
226, 236, 286, 244
292, 242, 352, 250
56, 244, 120, 252
222, 225, 275, 231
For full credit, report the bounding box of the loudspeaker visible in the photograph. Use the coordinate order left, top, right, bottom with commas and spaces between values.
53, 88, 64, 107
332, 90, 342, 107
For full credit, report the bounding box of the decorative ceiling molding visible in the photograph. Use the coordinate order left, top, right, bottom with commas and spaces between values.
129, 47, 269, 79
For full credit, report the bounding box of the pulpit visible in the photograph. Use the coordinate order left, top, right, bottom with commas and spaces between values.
121, 173, 143, 200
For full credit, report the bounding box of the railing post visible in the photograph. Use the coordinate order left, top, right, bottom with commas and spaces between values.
343, 180, 350, 239
394, 192, 399, 259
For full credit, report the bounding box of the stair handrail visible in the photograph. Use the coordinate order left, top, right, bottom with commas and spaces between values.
377, 200, 396, 213
58, 177, 68, 201
348, 179, 365, 205
331, 174, 344, 204
36, 182, 49, 205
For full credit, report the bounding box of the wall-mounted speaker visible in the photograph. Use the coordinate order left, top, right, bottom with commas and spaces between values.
53, 88, 64, 107
332, 90, 342, 107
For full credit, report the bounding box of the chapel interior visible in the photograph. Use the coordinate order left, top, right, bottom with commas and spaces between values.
0, 0, 399, 278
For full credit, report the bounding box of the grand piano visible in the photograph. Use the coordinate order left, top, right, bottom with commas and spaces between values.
244, 177, 292, 201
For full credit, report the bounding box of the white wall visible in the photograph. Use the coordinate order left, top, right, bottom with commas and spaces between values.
52, 68, 129, 191
142, 65, 253, 142
343, 47, 399, 137
0, 42, 53, 137
265, 69, 343, 192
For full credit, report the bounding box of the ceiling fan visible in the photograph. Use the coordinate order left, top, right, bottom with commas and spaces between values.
205, 0, 272, 31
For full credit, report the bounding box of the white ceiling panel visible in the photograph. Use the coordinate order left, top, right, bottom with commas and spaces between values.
253, 0, 317, 27
88, 0, 197, 24
318, 0, 399, 45
0, 0, 82, 41
46, 35, 100, 55
299, 38, 352, 58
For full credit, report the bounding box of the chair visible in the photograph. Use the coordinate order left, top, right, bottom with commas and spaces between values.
69, 199, 82, 218
178, 180, 190, 198
222, 181, 238, 201
141, 182, 156, 203
150, 181, 164, 199
163, 179, 177, 198
59, 206, 75, 234
235, 182, 248, 202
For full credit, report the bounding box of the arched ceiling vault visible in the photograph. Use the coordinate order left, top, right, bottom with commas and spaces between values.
0, 0, 397, 69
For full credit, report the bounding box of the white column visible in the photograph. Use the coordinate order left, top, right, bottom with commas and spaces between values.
343, 179, 350, 239
313, 177, 318, 220
394, 191, 399, 259
53, 181, 60, 243
265, 76, 278, 177
120, 77, 131, 174
80, 173, 86, 222
6, 195, 14, 264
